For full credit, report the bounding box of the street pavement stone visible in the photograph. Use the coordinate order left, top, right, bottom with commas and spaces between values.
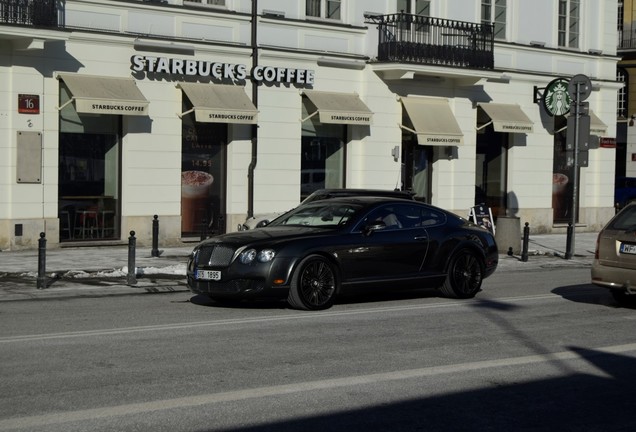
0, 232, 598, 301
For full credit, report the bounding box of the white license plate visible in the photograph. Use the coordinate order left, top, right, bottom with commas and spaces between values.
620, 243, 636, 255
196, 270, 221, 281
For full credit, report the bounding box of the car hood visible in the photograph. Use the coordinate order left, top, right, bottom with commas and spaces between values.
198, 226, 336, 248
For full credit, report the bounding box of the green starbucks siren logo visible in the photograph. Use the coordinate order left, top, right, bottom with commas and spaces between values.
542, 78, 571, 116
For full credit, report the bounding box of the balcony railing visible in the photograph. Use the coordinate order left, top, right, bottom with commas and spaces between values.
367, 13, 494, 70
0, 0, 58, 28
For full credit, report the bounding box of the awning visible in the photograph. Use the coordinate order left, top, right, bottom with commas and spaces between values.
57, 73, 149, 116
477, 102, 534, 133
589, 110, 608, 135
399, 96, 464, 145
302, 90, 373, 125
178, 82, 257, 124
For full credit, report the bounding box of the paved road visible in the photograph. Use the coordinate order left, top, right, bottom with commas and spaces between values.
1, 266, 635, 431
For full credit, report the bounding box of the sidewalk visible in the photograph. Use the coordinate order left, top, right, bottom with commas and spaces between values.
0, 231, 598, 301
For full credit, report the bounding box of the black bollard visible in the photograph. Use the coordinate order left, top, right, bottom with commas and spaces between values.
521, 222, 530, 262
127, 230, 137, 285
565, 222, 574, 260
151, 215, 159, 257
37, 232, 47, 289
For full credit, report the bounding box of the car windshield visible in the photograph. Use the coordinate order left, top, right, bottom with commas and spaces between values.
610, 205, 636, 230
269, 202, 363, 228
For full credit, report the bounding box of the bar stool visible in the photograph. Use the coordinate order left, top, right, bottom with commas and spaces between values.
75, 208, 99, 239
100, 210, 115, 238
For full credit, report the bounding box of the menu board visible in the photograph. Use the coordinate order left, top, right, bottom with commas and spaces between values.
469, 205, 495, 235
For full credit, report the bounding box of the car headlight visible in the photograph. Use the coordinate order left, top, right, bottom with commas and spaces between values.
239, 249, 257, 264
238, 248, 276, 264
257, 249, 276, 262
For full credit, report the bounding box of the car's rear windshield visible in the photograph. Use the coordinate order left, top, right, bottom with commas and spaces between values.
269, 202, 363, 228
610, 206, 636, 230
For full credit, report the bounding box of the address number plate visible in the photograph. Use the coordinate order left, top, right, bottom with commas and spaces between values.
196, 270, 221, 281
620, 243, 636, 255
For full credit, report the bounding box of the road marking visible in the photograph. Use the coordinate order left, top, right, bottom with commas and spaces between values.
0, 294, 563, 344
2, 342, 636, 430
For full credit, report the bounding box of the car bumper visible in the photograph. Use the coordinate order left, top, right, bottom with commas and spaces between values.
591, 260, 636, 291
187, 275, 288, 299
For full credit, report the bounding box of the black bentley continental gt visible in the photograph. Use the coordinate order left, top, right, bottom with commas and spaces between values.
187, 197, 498, 310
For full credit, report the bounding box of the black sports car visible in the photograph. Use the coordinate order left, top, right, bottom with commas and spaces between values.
187, 196, 498, 310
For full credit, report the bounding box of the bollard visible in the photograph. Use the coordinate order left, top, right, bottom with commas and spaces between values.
151, 215, 159, 257
521, 222, 530, 262
37, 232, 47, 289
127, 230, 137, 285
565, 222, 574, 260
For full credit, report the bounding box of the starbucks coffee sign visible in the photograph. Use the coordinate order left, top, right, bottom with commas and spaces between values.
131, 55, 314, 85
542, 78, 571, 116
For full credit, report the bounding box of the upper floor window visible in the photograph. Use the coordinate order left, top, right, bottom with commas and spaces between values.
558, 0, 580, 48
481, 0, 506, 40
306, 0, 341, 20
617, 68, 628, 119
184, 0, 225, 5
397, 0, 430, 16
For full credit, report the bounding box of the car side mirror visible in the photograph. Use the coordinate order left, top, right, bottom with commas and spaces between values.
363, 220, 386, 236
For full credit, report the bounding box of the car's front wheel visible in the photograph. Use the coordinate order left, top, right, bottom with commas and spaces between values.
288, 255, 338, 310
439, 248, 484, 299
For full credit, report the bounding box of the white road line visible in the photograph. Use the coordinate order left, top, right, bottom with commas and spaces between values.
2, 342, 636, 430
0, 294, 561, 343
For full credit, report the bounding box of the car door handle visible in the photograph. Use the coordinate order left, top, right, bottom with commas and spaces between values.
414, 235, 428, 241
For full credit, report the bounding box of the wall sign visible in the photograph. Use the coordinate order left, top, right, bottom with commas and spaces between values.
18, 94, 40, 114
542, 78, 571, 117
131, 55, 315, 85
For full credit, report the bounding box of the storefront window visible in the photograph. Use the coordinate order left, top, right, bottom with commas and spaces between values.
181, 107, 227, 237
401, 132, 432, 202
475, 126, 508, 218
552, 121, 578, 223
58, 83, 120, 242
301, 101, 345, 200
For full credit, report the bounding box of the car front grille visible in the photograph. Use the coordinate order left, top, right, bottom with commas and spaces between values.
197, 245, 235, 267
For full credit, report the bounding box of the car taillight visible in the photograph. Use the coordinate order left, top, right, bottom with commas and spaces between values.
594, 232, 601, 259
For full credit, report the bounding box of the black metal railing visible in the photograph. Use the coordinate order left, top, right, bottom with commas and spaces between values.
367, 13, 494, 70
0, 0, 58, 27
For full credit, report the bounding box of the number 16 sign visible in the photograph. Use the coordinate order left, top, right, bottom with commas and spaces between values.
18, 94, 40, 114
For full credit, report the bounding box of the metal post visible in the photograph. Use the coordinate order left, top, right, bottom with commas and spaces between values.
521, 222, 530, 262
565, 222, 574, 259
566, 82, 581, 260
37, 232, 47, 289
127, 230, 137, 285
151, 215, 159, 257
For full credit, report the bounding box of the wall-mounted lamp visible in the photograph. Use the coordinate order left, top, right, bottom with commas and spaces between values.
262, 9, 285, 18
630, 114, 635, 127
133, 39, 195, 55
529, 41, 546, 47
486, 74, 511, 84
317, 57, 367, 70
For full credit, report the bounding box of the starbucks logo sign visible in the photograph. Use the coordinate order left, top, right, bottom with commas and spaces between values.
542, 78, 571, 116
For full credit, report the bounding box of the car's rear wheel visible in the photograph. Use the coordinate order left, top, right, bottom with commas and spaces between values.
288, 255, 337, 310
611, 289, 636, 308
439, 249, 484, 299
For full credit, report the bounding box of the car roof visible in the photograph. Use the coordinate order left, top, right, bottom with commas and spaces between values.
304, 188, 416, 200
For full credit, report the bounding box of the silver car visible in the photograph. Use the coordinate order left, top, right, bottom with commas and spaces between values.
592, 202, 636, 307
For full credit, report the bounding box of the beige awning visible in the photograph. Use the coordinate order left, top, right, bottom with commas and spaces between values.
589, 110, 608, 135
302, 90, 373, 125
178, 82, 258, 124
57, 73, 149, 116
400, 96, 464, 145
477, 102, 534, 133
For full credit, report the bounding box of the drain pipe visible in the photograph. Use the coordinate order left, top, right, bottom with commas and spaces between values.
247, 0, 258, 218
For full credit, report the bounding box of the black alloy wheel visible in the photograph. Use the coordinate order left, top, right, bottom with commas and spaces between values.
439, 249, 484, 299
288, 255, 337, 310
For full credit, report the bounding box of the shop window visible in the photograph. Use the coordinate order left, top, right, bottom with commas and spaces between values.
475, 126, 508, 219
58, 83, 121, 242
552, 117, 579, 223
301, 101, 345, 200
181, 101, 227, 237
